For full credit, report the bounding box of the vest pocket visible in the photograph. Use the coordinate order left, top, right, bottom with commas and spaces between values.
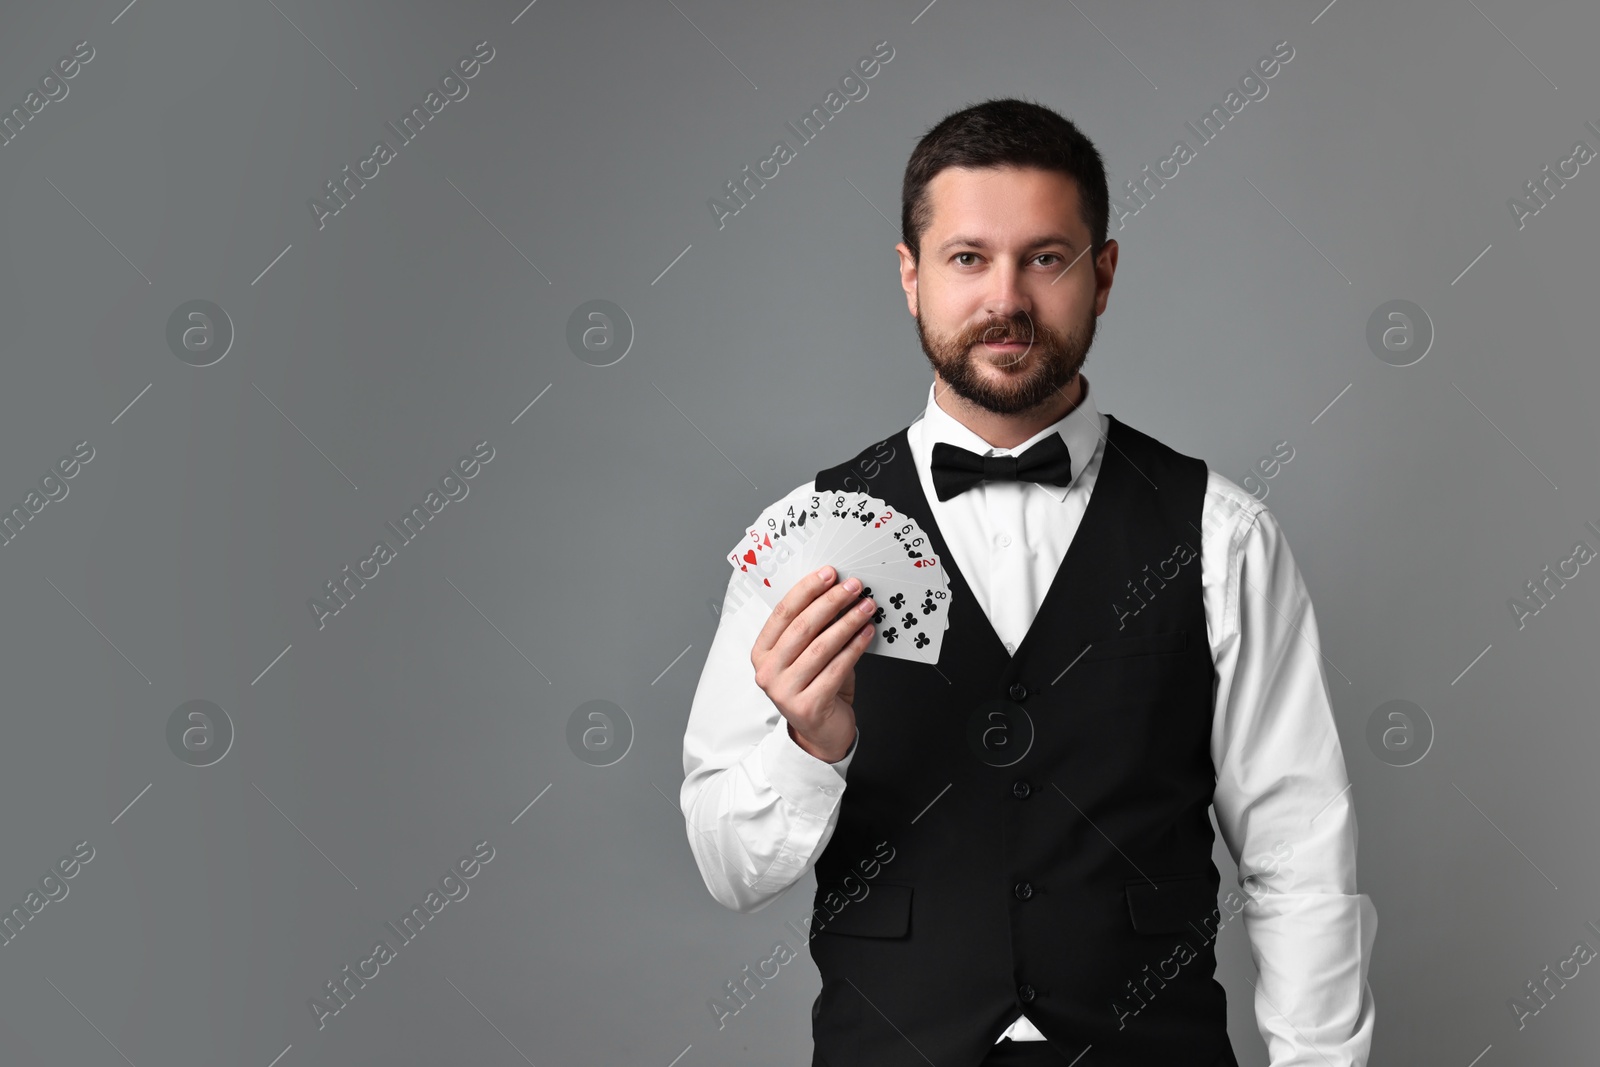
812, 881, 912, 938
1123, 873, 1216, 934
1078, 629, 1188, 662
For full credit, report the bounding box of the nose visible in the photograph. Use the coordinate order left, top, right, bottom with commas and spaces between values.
980, 259, 1031, 324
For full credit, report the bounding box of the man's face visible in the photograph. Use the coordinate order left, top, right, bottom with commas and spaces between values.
897, 165, 1116, 416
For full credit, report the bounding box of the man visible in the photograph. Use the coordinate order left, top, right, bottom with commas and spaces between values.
681, 98, 1376, 1066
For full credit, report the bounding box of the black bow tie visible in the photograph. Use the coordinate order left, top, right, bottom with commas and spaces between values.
930, 434, 1074, 502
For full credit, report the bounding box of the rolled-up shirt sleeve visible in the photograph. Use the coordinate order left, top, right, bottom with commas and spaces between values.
680, 510, 860, 914
1207, 492, 1378, 1067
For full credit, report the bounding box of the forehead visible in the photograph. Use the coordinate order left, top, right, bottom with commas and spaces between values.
923, 165, 1085, 239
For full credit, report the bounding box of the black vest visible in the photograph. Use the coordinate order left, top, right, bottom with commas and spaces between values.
806, 413, 1238, 1067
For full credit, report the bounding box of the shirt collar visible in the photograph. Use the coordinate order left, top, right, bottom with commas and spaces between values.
914, 375, 1102, 502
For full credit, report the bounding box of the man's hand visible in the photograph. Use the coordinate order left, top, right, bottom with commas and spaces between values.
751, 565, 876, 764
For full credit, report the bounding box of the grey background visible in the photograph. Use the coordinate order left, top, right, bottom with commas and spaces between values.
0, 0, 1592, 1063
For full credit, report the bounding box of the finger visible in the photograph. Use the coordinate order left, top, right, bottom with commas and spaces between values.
780, 593, 877, 695
767, 578, 873, 679
800, 618, 874, 703
753, 565, 837, 661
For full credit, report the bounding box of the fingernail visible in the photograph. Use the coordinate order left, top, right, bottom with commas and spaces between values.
843, 577, 862, 593
818, 566, 834, 582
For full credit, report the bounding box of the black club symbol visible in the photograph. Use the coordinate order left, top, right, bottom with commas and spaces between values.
921, 597, 938, 615
871, 606, 886, 624
882, 627, 899, 644
900, 612, 918, 630
889, 592, 906, 609
914, 632, 930, 649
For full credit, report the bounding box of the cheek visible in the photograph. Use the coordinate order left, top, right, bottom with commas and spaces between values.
920, 288, 981, 334
1062, 298, 1099, 334
1025, 303, 1079, 340
921, 308, 966, 350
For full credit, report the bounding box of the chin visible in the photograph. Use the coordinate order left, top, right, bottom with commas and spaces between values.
969, 357, 1030, 381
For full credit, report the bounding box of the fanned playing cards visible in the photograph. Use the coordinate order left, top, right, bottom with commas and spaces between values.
727, 486, 951, 664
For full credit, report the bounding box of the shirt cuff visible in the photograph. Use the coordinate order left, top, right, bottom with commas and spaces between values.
1243, 890, 1378, 1066
758, 719, 854, 821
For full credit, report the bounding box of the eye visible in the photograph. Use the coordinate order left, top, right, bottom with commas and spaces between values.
954, 252, 979, 267
1034, 253, 1062, 267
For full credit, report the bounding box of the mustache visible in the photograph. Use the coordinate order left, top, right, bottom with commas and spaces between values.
969, 320, 1043, 346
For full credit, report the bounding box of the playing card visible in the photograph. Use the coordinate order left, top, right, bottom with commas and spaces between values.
757, 490, 823, 547
792, 489, 852, 565
833, 531, 941, 570
877, 511, 942, 563
834, 559, 947, 595
729, 485, 820, 574
727, 487, 951, 665
816, 491, 898, 568
835, 572, 951, 662
733, 503, 824, 602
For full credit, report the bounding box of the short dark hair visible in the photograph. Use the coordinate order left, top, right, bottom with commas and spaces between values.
900, 97, 1110, 264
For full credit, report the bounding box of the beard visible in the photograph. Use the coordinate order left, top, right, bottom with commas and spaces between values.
915, 303, 1096, 416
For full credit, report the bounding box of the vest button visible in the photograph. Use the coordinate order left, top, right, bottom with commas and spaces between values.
1008, 681, 1027, 701
1011, 780, 1031, 799
1018, 983, 1037, 1004
1014, 880, 1033, 900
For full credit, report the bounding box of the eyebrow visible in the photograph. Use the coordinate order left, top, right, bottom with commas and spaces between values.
936, 233, 1079, 255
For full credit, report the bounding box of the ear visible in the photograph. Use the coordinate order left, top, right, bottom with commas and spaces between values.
1092, 239, 1119, 317
895, 241, 919, 318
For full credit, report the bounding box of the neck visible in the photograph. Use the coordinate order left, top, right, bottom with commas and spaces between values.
933, 373, 1084, 450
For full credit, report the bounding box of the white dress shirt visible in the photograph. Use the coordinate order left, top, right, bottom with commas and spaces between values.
680, 376, 1377, 1065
